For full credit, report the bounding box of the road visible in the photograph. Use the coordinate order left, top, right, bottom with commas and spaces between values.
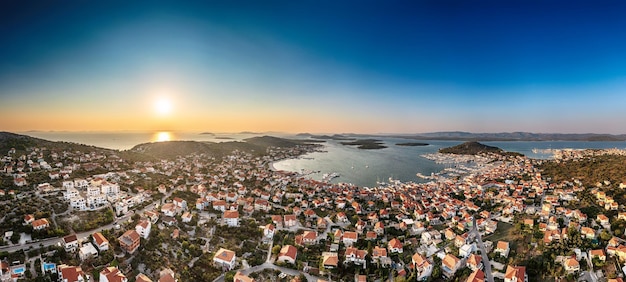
471, 217, 495, 282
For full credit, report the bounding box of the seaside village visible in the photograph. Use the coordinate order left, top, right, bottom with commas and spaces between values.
2, 142, 626, 282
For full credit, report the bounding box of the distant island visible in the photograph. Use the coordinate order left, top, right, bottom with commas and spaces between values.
396, 142, 428, 146
214, 136, 234, 140
199, 132, 215, 135
340, 139, 387, 150
439, 141, 523, 156
297, 133, 356, 141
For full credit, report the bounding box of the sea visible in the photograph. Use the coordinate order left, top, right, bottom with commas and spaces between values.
21, 131, 626, 188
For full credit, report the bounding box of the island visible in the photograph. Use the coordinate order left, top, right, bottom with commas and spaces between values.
396, 142, 429, 146
439, 141, 523, 156
340, 139, 387, 149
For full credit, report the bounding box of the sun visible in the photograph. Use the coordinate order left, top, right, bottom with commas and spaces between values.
154, 97, 172, 116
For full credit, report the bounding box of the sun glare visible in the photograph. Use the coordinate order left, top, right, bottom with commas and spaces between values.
155, 97, 172, 115
153, 131, 172, 142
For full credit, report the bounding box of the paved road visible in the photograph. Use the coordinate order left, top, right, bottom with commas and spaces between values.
472, 217, 495, 282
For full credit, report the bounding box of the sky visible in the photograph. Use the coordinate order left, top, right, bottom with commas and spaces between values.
2, 1, 626, 134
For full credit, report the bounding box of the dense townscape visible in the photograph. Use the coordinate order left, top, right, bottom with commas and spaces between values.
2, 135, 626, 282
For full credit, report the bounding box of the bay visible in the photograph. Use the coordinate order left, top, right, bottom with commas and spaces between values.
19, 132, 626, 188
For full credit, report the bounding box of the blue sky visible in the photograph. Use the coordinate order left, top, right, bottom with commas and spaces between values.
1, 1, 626, 133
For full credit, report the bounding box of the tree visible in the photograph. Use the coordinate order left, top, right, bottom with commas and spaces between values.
272, 245, 281, 255
224, 271, 235, 282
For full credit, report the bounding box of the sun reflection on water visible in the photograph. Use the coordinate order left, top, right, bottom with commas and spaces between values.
153, 131, 173, 142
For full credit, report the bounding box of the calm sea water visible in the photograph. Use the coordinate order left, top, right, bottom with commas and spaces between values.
275, 139, 626, 187
20, 132, 626, 188
22, 131, 265, 150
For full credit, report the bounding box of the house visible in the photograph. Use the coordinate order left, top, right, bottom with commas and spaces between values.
233, 272, 255, 282
344, 247, 367, 265
296, 231, 318, 246
597, 214, 610, 225
119, 230, 141, 254
263, 224, 275, 239
459, 243, 475, 258
277, 245, 297, 264
212, 200, 227, 212
136, 273, 153, 282
63, 234, 79, 252
523, 219, 534, 227
467, 269, 486, 282
564, 258, 580, 272
172, 197, 187, 211
158, 269, 177, 282
372, 246, 388, 262
455, 234, 468, 248
388, 238, 403, 253
58, 264, 87, 282
161, 203, 177, 217
343, 231, 358, 246
223, 211, 240, 227
442, 254, 462, 277
366, 231, 377, 241
504, 266, 527, 282
374, 222, 385, 235
181, 212, 193, 223
214, 248, 237, 271
24, 214, 35, 225
284, 215, 297, 228
412, 253, 432, 275
322, 252, 339, 269
134, 220, 151, 239
79, 243, 99, 261
92, 232, 109, 251
467, 254, 483, 271
32, 218, 50, 230
581, 227, 596, 239
100, 266, 128, 282
495, 241, 510, 257
590, 249, 606, 261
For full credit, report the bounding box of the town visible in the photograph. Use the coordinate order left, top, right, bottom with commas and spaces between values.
1, 136, 626, 282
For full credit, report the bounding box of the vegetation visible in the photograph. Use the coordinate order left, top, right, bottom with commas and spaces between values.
439, 141, 522, 156
67, 208, 115, 232
538, 154, 626, 187
395, 142, 429, 146
340, 139, 387, 150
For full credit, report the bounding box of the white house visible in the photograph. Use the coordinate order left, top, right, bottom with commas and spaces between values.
63, 234, 79, 252
92, 232, 109, 251
223, 211, 240, 227
86, 186, 100, 197
74, 179, 89, 189
79, 243, 99, 261
213, 248, 236, 271
70, 196, 87, 211
135, 220, 151, 239
277, 245, 297, 264
64, 187, 79, 200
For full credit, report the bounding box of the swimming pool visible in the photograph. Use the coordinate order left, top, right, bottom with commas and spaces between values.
12, 266, 25, 275
43, 263, 56, 271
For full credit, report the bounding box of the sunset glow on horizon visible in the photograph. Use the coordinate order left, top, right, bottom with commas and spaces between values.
2, 1, 626, 134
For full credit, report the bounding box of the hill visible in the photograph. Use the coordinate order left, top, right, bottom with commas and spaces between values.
130, 135, 321, 159
439, 141, 522, 156
0, 132, 113, 155
539, 154, 626, 187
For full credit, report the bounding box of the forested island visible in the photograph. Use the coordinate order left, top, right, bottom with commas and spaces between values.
396, 142, 429, 146
340, 139, 387, 149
